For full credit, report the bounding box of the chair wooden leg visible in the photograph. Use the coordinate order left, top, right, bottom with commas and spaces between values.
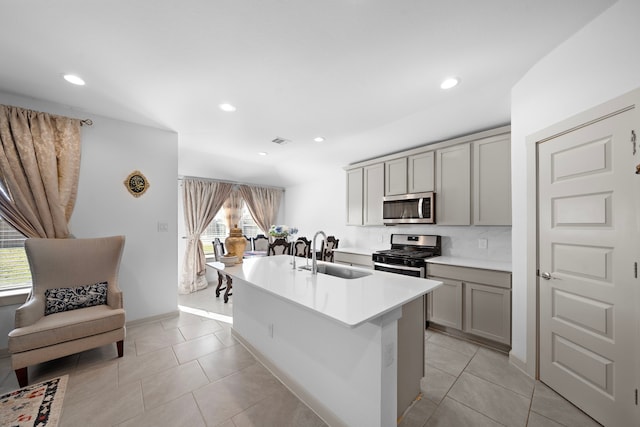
224, 275, 233, 303
15, 367, 28, 388
117, 340, 124, 357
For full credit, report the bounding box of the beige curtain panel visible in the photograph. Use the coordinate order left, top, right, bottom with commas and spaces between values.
238, 184, 283, 237
0, 104, 81, 238
180, 178, 233, 294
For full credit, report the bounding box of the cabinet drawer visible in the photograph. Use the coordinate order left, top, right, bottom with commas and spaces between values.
427, 264, 511, 289
333, 252, 372, 269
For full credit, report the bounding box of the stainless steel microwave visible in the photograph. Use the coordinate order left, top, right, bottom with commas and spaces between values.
383, 192, 435, 224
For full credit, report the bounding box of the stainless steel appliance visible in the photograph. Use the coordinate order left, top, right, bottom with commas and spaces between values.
372, 234, 441, 277
383, 192, 435, 225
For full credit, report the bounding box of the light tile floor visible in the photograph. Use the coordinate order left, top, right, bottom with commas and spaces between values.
0, 284, 601, 426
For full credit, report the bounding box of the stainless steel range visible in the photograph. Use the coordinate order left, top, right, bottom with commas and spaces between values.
372, 234, 441, 277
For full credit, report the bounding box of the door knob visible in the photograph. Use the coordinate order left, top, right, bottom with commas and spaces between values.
540, 271, 553, 280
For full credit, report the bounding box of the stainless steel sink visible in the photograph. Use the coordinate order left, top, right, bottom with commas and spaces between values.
315, 263, 372, 279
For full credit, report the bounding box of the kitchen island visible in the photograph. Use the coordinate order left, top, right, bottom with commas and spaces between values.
208, 255, 442, 427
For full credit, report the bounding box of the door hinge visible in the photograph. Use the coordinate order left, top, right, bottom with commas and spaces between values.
635, 388, 638, 405
635, 262, 638, 279
633, 130, 637, 155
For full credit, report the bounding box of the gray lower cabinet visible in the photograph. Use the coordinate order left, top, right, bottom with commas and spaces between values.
426, 263, 512, 346
464, 282, 511, 344
426, 277, 462, 330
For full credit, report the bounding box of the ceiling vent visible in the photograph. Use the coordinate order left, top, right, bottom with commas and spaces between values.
271, 137, 290, 145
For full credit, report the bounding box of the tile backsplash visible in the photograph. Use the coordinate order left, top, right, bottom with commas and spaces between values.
343, 225, 511, 262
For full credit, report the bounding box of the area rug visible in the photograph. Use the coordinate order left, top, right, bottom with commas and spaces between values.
0, 375, 68, 427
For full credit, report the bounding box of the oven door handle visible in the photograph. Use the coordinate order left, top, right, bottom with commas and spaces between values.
373, 262, 424, 273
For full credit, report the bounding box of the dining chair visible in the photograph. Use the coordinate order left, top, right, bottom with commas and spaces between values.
294, 237, 311, 257
244, 235, 253, 252
253, 234, 269, 252
323, 236, 339, 262
268, 238, 290, 255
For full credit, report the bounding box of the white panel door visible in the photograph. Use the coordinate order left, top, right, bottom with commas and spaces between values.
538, 107, 638, 426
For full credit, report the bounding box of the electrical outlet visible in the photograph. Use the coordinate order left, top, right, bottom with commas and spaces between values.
157, 221, 169, 232
478, 238, 488, 249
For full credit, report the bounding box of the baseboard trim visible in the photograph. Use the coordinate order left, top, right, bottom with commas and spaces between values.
125, 310, 180, 327
231, 328, 347, 427
509, 352, 534, 379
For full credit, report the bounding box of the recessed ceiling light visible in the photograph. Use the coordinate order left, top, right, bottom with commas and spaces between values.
440, 77, 459, 90
258, 152, 268, 156
63, 74, 85, 86
219, 103, 236, 112
313, 136, 325, 142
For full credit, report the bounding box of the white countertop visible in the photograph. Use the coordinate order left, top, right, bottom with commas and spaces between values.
426, 256, 512, 272
207, 255, 442, 328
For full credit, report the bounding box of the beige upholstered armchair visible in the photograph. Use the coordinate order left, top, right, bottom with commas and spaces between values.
8, 236, 126, 387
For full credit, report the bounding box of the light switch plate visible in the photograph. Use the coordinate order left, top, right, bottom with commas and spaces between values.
478, 238, 488, 249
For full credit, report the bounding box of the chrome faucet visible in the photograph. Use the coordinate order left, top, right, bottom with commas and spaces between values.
311, 230, 326, 275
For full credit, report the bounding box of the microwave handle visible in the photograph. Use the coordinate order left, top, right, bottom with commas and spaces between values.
418, 198, 424, 219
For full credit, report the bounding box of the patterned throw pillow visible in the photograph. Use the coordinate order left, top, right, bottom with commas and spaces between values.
44, 282, 108, 315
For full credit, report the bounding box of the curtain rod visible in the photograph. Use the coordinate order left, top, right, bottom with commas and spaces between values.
1, 103, 93, 126
177, 175, 285, 191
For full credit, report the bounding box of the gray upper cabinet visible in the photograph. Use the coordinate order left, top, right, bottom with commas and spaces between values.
363, 163, 384, 225
435, 143, 471, 225
345, 125, 510, 227
473, 135, 512, 225
408, 151, 434, 193
384, 158, 407, 196
346, 168, 363, 225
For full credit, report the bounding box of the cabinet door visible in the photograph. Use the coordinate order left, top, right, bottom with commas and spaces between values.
385, 158, 407, 196
408, 151, 434, 193
473, 135, 511, 225
363, 163, 384, 225
435, 143, 471, 225
346, 168, 363, 225
427, 277, 462, 330
464, 282, 511, 345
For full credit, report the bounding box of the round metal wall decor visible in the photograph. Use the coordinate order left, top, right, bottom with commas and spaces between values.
124, 170, 149, 197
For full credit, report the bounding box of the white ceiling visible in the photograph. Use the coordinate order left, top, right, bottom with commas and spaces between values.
0, 0, 615, 187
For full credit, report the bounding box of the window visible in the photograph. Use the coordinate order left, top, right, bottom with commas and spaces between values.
200, 203, 261, 255
0, 217, 31, 291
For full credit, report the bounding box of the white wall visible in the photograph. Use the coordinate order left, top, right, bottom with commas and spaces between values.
510, 0, 640, 370
284, 158, 512, 261
0, 91, 179, 350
